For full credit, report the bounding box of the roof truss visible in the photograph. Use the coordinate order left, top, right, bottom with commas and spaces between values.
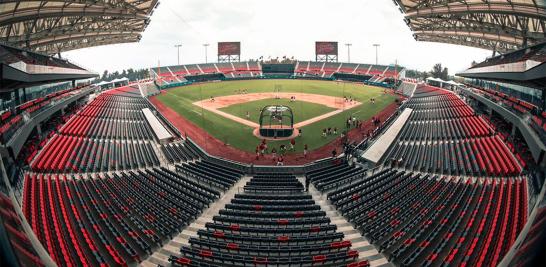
0, 0, 158, 54
395, 0, 546, 52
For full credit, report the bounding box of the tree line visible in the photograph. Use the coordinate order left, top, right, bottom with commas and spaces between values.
93, 68, 149, 83
405, 63, 450, 81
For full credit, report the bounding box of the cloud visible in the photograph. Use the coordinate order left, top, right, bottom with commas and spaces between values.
63, 0, 491, 75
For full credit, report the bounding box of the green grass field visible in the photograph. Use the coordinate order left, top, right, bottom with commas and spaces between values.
156, 79, 396, 153
219, 98, 336, 124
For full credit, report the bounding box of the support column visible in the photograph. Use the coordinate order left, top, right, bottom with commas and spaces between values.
36, 123, 42, 136
22, 88, 27, 103
14, 89, 21, 106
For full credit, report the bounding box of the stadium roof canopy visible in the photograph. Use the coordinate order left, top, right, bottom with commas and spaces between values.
0, 0, 159, 55
394, 0, 546, 53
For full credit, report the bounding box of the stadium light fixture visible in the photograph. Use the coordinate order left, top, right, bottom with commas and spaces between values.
373, 44, 380, 65
345, 43, 352, 63
174, 44, 182, 65
203, 43, 210, 63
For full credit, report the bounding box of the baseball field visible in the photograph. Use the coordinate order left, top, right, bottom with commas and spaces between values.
154, 79, 397, 153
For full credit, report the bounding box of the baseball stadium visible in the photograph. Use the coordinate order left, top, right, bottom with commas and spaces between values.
0, 1, 545, 267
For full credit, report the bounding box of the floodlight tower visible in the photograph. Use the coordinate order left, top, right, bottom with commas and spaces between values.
345, 43, 352, 63
373, 44, 380, 65
174, 44, 182, 65
203, 43, 210, 63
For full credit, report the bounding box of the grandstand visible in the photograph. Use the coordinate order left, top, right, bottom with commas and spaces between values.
1, 1, 546, 267
151, 61, 403, 85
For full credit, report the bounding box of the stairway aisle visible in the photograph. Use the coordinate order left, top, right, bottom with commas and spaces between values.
303, 177, 393, 267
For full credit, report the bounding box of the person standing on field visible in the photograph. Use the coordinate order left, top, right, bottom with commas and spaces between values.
290, 139, 296, 151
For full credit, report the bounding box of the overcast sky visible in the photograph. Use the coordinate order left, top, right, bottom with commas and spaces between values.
63, 0, 492, 75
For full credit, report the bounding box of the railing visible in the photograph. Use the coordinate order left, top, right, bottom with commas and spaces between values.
6, 86, 96, 157
462, 88, 546, 164
9, 61, 96, 75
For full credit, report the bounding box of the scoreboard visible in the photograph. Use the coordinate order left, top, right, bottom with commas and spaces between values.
315, 42, 338, 55
218, 42, 241, 55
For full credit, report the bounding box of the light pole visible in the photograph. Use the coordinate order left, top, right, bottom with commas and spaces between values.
373, 44, 380, 65
345, 43, 352, 63
174, 44, 182, 65
203, 43, 210, 63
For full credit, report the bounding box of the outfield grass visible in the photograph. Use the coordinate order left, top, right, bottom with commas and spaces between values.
219, 98, 336, 124
156, 79, 397, 153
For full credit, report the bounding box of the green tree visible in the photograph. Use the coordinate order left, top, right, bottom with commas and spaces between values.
441, 67, 449, 80
430, 63, 442, 78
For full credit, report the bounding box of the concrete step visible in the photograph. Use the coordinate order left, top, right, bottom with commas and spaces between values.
160, 245, 181, 257
306, 182, 392, 266
370, 257, 391, 267
147, 254, 170, 266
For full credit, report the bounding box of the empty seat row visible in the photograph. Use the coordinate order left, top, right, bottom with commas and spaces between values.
313, 168, 527, 267
391, 86, 521, 176
0, 114, 23, 143
306, 163, 367, 191
408, 105, 474, 120
31, 135, 160, 173
398, 116, 492, 141
412, 85, 452, 98
79, 104, 147, 121
0, 192, 45, 267
22, 169, 219, 266
168, 173, 366, 267
61, 116, 156, 140
404, 94, 467, 110
87, 94, 151, 111
386, 136, 521, 176
175, 160, 243, 190
162, 142, 200, 163
244, 173, 303, 192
